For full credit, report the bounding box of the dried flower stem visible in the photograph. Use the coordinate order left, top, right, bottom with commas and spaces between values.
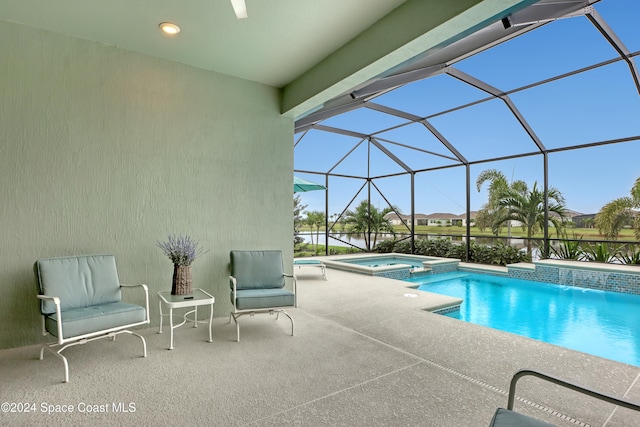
157, 234, 208, 266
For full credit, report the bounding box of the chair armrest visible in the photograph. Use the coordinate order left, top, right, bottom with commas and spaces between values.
120, 284, 150, 324
37, 294, 60, 305
36, 295, 64, 344
284, 273, 297, 308
230, 276, 238, 306
120, 283, 148, 290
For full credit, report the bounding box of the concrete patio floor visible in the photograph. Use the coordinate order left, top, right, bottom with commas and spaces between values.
1, 265, 639, 426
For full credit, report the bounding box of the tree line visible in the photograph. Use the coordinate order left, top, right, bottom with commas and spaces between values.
294, 171, 640, 255
294, 198, 395, 252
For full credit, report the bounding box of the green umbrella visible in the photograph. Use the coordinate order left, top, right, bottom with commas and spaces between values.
294, 176, 326, 193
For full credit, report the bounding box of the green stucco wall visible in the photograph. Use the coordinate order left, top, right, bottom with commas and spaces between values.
0, 20, 293, 349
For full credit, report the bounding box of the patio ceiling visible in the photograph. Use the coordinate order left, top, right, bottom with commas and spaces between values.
0, 0, 546, 117
0, 0, 404, 89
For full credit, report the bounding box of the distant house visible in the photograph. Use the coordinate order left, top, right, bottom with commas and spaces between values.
454, 211, 477, 227
568, 213, 594, 228
384, 210, 598, 228
424, 213, 458, 227
384, 213, 429, 226
385, 212, 477, 227
548, 209, 585, 224
425, 212, 477, 227
507, 209, 584, 229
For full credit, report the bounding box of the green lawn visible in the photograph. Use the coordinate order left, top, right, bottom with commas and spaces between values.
298, 224, 638, 240
294, 243, 361, 257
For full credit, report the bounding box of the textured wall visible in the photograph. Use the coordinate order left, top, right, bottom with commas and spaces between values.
0, 21, 293, 349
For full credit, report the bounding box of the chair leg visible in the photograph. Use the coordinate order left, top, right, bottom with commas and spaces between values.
41, 344, 70, 383
40, 330, 147, 383
272, 310, 294, 336
280, 310, 294, 336
231, 310, 294, 340
121, 330, 148, 357
230, 313, 240, 342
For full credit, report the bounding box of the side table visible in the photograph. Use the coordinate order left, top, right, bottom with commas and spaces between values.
157, 288, 215, 350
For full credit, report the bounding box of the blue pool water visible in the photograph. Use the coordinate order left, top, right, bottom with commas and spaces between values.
405, 271, 640, 366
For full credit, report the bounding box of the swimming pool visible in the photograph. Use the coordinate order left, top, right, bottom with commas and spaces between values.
405, 271, 640, 367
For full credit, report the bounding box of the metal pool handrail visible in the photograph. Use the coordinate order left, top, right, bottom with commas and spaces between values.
507, 369, 640, 412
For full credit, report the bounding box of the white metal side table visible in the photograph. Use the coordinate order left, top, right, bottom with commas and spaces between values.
157, 288, 215, 350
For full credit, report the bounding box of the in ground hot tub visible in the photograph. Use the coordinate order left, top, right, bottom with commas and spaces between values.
322, 253, 459, 278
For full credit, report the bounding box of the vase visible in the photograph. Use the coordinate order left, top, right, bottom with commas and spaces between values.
171, 264, 192, 295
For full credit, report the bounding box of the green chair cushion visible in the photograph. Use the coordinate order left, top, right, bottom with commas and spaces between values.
37, 255, 122, 314
230, 250, 285, 290
232, 289, 295, 310
44, 302, 146, 339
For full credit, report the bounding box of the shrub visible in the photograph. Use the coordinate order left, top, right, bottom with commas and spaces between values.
549, 234, 585, 260
423, 239, 454, 257
374, 239, 397, 253
394, 240, 412, 254
615, 245, 640, 265
472, 241, 529, 265
582, 243, 614, 263
447, 242, 469, 261
373, 238, 529, 266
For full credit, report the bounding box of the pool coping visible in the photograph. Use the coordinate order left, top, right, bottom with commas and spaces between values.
322, 253, 459, 276
319, 253, 640, 295
535, 258, 640, 273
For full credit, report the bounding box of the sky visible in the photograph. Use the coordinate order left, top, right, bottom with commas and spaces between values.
294, 0, 640, 219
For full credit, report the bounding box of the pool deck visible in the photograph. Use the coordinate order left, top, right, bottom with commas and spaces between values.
1, 263, 639, 425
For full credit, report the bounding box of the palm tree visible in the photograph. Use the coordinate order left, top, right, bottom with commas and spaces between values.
476, 169, 527, 236
494, 182, 568, 255
474, 209, 492, 233
595, 177, 640, 240
343, 200, 396, 251
305, 210, 326, 253
293, 195, 307, 246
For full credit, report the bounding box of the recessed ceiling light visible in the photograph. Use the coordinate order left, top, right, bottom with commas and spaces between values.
159, 22, 180, 35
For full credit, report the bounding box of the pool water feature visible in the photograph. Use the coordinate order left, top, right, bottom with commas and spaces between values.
405, 271, 640, 367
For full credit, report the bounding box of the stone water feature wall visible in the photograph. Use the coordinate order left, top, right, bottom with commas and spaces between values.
511, 261, 640, 295
373, 269, 411, 280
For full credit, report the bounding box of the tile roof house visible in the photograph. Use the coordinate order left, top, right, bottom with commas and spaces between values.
385, 212, 477, 227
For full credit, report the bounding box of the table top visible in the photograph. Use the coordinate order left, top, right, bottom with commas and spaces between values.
157, 288, 215, 307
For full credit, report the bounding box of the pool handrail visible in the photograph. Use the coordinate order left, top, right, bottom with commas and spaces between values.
490, 368, 640, 426
506, 369, 640, 412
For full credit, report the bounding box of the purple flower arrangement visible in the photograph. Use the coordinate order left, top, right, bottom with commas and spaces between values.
157, 234, 208, 266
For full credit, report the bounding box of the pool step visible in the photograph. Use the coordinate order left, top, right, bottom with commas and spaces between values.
431, 304, 461, 315
418, 271, 471, 285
